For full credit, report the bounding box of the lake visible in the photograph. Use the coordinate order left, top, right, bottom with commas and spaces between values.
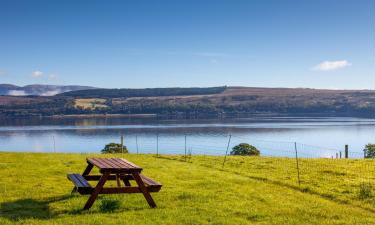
0, 116, 373, 158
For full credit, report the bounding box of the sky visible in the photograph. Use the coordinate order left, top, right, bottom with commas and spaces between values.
0, 0, 374, 89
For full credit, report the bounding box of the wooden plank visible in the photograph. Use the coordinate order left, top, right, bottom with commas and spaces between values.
100, 187, 141, 194
84, 174, 133, 181
87, 158, 109, 169
67, 174, 91, 188
92, 158, 114, 169
109, 158, 126, 168
87, 158, 104, 168
99, 186, 159, 194
100, 167, 142, 173
140, 174, 162, 187
87, 158, 143, 173
111, 158, 133, 168
118, 158, 141, 169
102, 158, 119, 168
68, 174, 94, 195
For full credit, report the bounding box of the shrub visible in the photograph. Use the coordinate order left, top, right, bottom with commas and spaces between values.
358, 182, 373, 200
364, 143, 375, 158
99, 198, 121, 212
230, 143, 260, 156
101, 143, 128, 154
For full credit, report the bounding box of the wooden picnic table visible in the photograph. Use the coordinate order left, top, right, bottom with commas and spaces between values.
67, 158, 162, 210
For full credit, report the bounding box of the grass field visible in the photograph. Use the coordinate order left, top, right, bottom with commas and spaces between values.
1, 152, 375, 225
74, 98, 108, 109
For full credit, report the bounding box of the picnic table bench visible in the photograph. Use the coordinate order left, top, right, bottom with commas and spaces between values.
67, 158, 162, 210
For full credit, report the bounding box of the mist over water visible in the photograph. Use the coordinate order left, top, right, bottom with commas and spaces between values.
0, 116, 374, 157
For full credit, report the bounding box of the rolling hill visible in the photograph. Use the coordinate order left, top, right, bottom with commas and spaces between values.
2, 86, 375, 117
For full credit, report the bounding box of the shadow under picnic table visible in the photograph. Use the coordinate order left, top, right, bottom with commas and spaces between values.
0, 195, 73, 221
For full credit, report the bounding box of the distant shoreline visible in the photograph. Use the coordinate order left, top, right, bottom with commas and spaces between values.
48, 113, 157, 118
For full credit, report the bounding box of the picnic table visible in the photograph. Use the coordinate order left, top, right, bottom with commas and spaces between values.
67, 158, 162, 210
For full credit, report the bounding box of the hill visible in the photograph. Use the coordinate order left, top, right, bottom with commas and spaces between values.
0, 152, 374, 224
58, 86, 227, 98
2, 86, 375, 117
0, 84, 95, 96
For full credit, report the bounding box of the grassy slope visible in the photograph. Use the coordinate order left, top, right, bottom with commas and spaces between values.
0, 152, 375, 225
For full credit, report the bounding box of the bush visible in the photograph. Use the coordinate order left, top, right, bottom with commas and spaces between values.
364, 143, 375, 158
99, 198, 121, 212
101, 143, 128, 154
230, 143, 260, 156
358, 182, 373, 200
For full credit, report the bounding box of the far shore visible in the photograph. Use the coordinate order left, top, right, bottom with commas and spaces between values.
48, 113, 157, 118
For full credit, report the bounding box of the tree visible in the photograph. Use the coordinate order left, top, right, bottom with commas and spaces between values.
230, 143, 260, 156
364, 143, 375, 158
101, 143, 128, 154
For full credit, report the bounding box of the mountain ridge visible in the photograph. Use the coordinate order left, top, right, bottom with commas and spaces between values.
3, 86, 375, 117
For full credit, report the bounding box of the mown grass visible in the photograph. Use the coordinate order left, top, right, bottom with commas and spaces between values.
0, 152, 375, 225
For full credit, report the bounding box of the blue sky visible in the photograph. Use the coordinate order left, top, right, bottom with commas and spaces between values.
0, 0, 374, 89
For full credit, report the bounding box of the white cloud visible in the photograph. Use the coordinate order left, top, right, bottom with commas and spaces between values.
312, 60, 352, 71
48, 74, 58, 80
31, 70, 43, 77
7, 90, 27, 96
40, 90, 60, 96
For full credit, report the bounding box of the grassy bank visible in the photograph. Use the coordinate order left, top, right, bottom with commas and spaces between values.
0, 152, 375, 224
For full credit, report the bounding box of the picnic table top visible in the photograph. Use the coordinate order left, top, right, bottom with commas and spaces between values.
87, 157, 142, 173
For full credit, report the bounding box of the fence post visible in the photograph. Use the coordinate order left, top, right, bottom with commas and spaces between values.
156, 134, 159, 157
121, 135, 124, 154
184, 135, 187, 161
222, 135, 232, 168
345, 145, 348, 158
294, 142, 301, 187
136, 135, 139, 154
53, 135, 56, 153
339, 151, 342, 159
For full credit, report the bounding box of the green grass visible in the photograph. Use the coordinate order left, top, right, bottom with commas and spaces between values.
0, 152, 375, 224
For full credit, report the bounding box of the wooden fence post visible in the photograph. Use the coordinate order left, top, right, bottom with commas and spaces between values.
156, 134, 159, 157
121, 135, 124, 153
136, 135, 139, 154
184, 135, 187, 161
345, 145, 348, 158
222, 135, 232, 168
294, 142, 301, 187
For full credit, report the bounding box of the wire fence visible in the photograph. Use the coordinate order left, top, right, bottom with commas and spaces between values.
32, 132, 375, 209
102, 133, 375, 209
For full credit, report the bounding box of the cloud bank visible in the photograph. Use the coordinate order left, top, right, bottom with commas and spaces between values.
7, 90, 27, 96
31, 70, 43, 77
312, 60, 352, 71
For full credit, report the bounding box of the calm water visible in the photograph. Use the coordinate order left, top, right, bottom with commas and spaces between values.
0, 116, 374, 158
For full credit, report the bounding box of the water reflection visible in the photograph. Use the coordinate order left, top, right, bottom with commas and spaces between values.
0, 116, 374, 157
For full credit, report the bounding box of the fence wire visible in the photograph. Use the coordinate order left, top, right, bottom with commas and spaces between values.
105, 133, 375, 210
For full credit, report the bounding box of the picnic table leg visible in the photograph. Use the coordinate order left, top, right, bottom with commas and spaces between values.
116, 174, 121, 187
123, 178, 131, 186
72, 163, 94, 194
82, 163, 94, 176
83, 172, 110, 210
132, 172, 157, 208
